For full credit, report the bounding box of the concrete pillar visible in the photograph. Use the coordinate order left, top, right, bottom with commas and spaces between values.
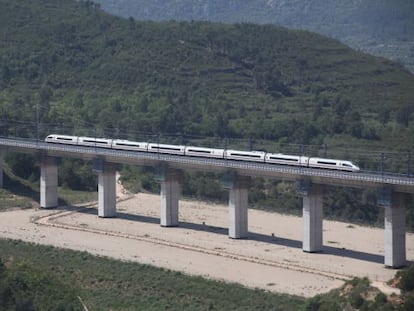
98, 163, 117, 218
229, 177, 250, 239
40, 157, 58, 208
160, 169, 180, 227
384, 192, 408, 268
302, 183, 324, 252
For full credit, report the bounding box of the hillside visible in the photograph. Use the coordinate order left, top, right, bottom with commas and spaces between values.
1, 0, 414, 230
1, 0, 414, 150
96, 0, 414, 73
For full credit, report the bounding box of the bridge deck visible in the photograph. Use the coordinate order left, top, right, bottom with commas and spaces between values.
1, 137, 414, 193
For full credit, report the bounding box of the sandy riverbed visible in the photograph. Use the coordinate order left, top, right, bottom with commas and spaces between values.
0, 187, 412, 297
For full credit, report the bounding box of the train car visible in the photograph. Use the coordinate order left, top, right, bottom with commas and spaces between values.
225, 150, 266, 162
45, 134, 78, 144
265, 153, 305, 166
147, 143, 185, 155
112, 139, 148, 152
77, 136, 112, 148
184, 146, 225, 159
308, 157, 360, 172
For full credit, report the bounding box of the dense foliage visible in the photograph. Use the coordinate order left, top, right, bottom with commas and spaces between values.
97, 0, 414, 73
0, 239, 305, 310
1, 2, 413, 309
1, 0, 414, 229
1, 0, 414, 149
398, 264, 414, 293
0, 258, 81, 310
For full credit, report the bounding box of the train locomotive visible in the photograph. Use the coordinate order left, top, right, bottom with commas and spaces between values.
45, 134, 360, 172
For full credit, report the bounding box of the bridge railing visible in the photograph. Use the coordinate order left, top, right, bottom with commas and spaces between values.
0, 120, 412, 176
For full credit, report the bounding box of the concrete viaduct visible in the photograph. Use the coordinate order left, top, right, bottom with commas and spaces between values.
0, 137, 413, 268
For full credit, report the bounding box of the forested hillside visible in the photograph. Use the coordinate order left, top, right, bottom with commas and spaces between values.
1, 0, 413, 147
1, 0, 414, 228
97, 0, 414, 73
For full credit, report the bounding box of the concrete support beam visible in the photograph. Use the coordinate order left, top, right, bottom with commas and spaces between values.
302, 182, 324, 253
40, 157, 58, 208
384, 192, 408, 268
229, 176, 250, 239
98, 162, 117, 218
160, 168, 181, 227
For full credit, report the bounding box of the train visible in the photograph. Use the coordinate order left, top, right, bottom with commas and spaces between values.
45, 134, 360, 172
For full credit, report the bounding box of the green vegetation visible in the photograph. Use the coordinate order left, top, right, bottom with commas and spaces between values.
398, 264, 414, 293
0, 159, 97, 208
0, 189, 32, 211
97, 0, 414, 73
302, 268, 414, 310
1, 0, 414, 150
0, 238, 305, 310
397, 265, 414, 311
1, 2, 414, 309
1, 0, 414, 230
305, 277, 403, 311
0, 258, 81, 310
2, 238, 414, 310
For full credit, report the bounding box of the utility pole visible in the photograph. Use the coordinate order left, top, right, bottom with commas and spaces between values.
35, 103, 40, 141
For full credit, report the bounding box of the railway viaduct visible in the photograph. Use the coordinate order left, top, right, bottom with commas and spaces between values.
0, 137, 413, 268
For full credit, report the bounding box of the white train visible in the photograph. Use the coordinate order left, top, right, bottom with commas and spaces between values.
45, 134, 360, 172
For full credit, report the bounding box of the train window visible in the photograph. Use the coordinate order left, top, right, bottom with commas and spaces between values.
116, 142, 142, 147
155, 146, 183, 151
230, 152, 262, 158
82, 139, 108, 144
187, 149, 211, 154
56, 137, 74, 141
269, 156, 298, 162
316, 161, 336, 165
342, 163, 351, 167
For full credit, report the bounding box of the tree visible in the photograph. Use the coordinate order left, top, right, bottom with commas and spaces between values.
396, 105, 412, 127
5, 153, 38, 181
398, 264, 414, 292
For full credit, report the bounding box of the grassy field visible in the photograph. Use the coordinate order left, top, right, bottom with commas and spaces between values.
0, 239, 305, 310
0, 188, 32, 211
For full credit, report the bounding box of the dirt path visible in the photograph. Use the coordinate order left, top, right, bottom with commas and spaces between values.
0, 192, 412, 297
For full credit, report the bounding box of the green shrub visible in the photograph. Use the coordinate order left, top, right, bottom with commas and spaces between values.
350, 291, 364, 309
304, 295, 342, 311
305, 296, 322, 311
398, 264, 414, 292
403, 293, 414, 311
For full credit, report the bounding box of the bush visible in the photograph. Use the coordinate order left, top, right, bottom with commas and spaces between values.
350, 291, 364, 309
304, 295, 342, 311
0, 263, 82, 310
403, 293, 414, 311
398, 264, 414, 292
305, 296, 321, 311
